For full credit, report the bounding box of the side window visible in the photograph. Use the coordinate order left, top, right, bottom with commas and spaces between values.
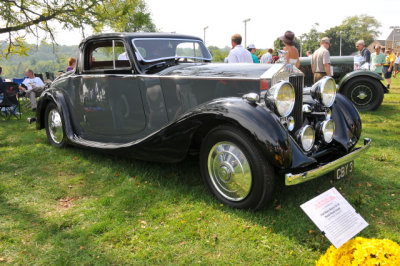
85, 40, 131, 71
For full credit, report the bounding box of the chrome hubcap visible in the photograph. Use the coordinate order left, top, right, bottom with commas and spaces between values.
357, 91, 368, 100
48, 109, 64, 144
351, 85, 372, 106
207, 142, 252, 201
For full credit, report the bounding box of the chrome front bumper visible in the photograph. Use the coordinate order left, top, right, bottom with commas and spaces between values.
285, 138, 371, 185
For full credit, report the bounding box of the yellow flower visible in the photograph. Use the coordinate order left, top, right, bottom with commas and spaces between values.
316, 237, 400, 266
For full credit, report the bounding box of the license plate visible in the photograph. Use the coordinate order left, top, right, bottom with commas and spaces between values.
334, 161, 354, 180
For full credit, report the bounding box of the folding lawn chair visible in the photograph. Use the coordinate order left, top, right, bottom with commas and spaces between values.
0, 82, 21, 120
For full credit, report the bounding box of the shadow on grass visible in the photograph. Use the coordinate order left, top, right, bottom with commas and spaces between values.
1, 112, 399, 261
0, 184, 116, 264
48, 141, 400, 252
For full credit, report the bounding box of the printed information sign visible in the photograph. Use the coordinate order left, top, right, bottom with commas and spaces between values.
300, 187, 368, 248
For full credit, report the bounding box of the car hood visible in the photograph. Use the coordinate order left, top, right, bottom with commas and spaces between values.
158, 63, 281, 79
300, 56, 354, 65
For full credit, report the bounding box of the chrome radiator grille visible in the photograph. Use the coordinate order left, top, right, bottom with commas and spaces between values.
289, 75, 304, 132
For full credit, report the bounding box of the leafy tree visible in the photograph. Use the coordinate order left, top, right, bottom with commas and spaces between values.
299, 16, 381, 56
299, 23, 322, 54
324, 15, 381, 56
96, 0, 156, 32
208, 46, 230, 62
0, 0, 155, 58
0, 40, 77, 78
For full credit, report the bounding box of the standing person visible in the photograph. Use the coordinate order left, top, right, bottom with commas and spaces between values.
306, 51, 312, 57
260, 48, 273, 64
311, 37, 332, 83
19, 69, 45, 111
280, 31, 300, 68
66, 57, 76, 72
382, 48, 396, 93
370, 45, 386, 75
0, 66, 3, 88
394, 52, 400, 78
227, 34, 253, 63
356, 40, 371, 69
0, 66, 3, 103
247, 44, 259, 63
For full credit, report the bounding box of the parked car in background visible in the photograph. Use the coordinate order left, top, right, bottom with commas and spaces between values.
299, 56, 386, 111
34, 33, 371, 209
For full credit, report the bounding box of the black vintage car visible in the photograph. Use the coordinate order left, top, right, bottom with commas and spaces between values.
35, 33, 371, 209
299, 56, 386, 111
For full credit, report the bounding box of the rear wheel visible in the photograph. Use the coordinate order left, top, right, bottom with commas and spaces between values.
44, 102, 67, 148
341, 77, 384, 111
200, 125, 275, 210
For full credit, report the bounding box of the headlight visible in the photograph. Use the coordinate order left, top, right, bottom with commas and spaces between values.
320, 119, 335, 143
298, 125, 315, 152
265, 81, 295, 117
310, 76, 337, 107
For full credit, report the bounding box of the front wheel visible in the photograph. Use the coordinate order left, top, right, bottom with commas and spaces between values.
341, 77, 384, 111
44, 102, 67, 148
200, 125, 275, 210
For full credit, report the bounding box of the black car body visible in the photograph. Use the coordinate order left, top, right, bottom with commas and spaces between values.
35, 33, 371, 209
299, 56, 386, 111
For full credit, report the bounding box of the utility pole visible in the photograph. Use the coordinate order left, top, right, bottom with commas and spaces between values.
243, 18, 251, 48
299, 36, 304, 57
339, 31, 343, 56
203, 26, 209, 45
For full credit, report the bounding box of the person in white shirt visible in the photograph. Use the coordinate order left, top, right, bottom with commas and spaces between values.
19, 69, 45, 111
227, 34, 253, 63
260, 48, 273, 64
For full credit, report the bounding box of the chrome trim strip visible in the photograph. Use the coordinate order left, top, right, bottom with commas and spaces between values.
285, 138, 371, 186
260, 64, 285, 79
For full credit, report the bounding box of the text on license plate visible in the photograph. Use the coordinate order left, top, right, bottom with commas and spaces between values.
334, 161, 354, 180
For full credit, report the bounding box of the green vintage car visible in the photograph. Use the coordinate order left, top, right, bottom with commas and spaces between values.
299, 56, 385, 111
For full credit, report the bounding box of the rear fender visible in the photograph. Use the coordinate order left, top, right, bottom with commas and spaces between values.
338, 70, 384, 92
36, 91, 75, 141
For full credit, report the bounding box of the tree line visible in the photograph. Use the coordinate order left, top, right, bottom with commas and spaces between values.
209, 15, 381, 62
1, 8, 381, 76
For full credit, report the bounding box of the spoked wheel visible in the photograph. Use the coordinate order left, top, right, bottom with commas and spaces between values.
44, 102, 67, 148
200, 125, 275, 210
342, 77, 384, 111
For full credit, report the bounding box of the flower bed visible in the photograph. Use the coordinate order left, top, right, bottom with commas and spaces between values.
316, 237, 400, 265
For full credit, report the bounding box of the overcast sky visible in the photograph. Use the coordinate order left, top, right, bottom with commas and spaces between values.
4, 0, 400, 49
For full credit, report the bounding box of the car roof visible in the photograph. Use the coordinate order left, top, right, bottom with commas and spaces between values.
80, 32, 203, 45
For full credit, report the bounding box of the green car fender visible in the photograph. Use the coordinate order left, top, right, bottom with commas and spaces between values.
338, 70, 385, 92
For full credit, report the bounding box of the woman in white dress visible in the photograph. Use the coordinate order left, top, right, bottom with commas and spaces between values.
280, 31, 300, 68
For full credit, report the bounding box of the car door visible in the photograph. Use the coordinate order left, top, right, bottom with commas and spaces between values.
74, 39, 146, 141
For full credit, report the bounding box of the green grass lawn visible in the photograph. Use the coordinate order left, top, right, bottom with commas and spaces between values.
1, 79, 399, 265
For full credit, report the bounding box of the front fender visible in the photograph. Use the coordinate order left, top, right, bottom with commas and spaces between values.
189, 98, 309, 170
338, 70, 383, 89
331, 93, 362, 151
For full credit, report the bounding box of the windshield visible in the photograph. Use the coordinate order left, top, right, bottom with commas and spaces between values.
132, 38, 212, 63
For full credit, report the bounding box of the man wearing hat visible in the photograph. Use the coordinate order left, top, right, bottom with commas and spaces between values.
227, 34, 253, 63
311, 37, 332, 83
247, 44, 260, 63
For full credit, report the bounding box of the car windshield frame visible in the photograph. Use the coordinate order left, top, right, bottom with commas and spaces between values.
131, 38, 212, 63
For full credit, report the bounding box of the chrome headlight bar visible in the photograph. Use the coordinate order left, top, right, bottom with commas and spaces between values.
306, 76, 337, 107
265, 81, 295, 117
